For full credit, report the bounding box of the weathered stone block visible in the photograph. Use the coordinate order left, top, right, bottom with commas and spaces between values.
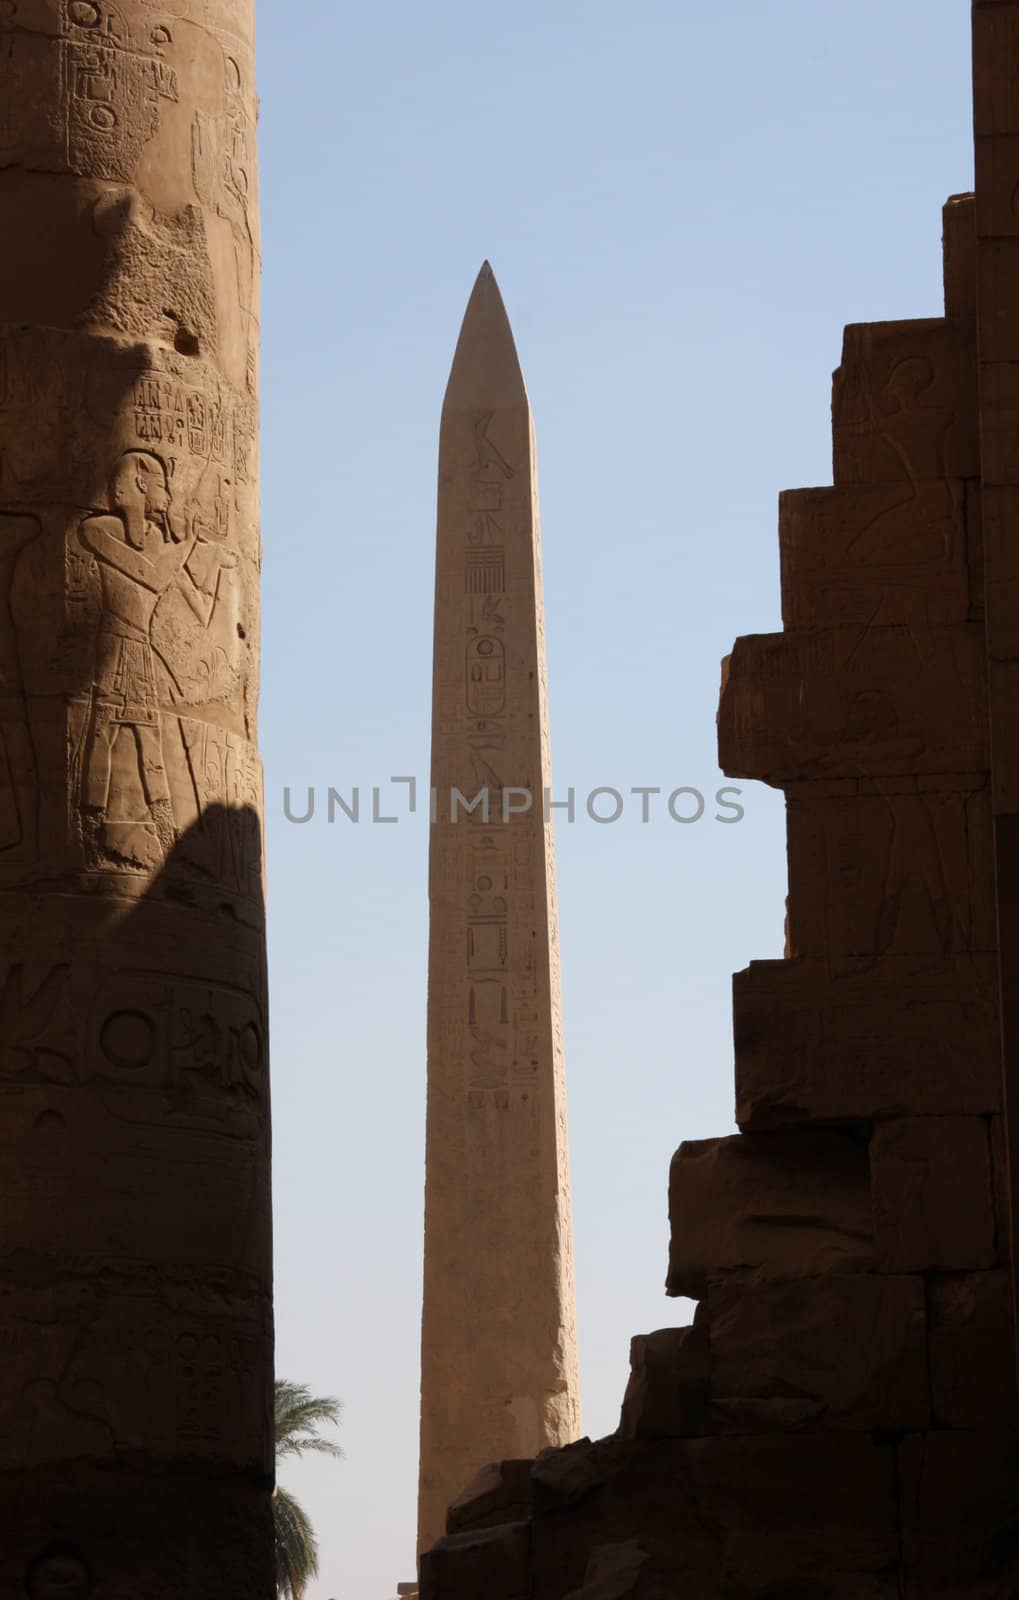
719, 626, 986, 786
618, 1326, 712, 1440
687, 1434, 898, 1548
833, 320, 979, 486
786, 778, 996, 960
532, 1438, 614, 1513
720, 1533, 901, 1600
419, 1521, 530, 1600
667, 1132, 872, 1300
870, 1117, 997, 1272
733, 955, 1000, 1129
901, 1537, 1019, 1600
561, 1542, 653, 1600
898, 1431, 1019, 1597
974, 359, 1019, 485
989, 1114, 1012, 1270
928, 1271, 1016, 1427
974, 4, 1019, 137
989, 659, 1019, 814
528, 1436, 905, 1599
978, 242, 1019, 361
976, 135, 1019, 242
966, 473, 985, 626
529, 1440, 721, 1600
778, 481, 970, 629
943, 193, 978, 331
975, 486, 1019, 659
446, 1459, 535, 1535
708, 1273, 928, 1432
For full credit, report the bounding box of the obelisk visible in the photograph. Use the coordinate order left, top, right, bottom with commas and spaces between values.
418, 264, 581, 1554
0, 3, 272, 1590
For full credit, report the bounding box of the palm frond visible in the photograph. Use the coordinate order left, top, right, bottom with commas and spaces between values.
274, 1380, 344, 1460
276, 1433, 344, 1460
274, 1483, 319, 1600
273, 1379, 343, 1597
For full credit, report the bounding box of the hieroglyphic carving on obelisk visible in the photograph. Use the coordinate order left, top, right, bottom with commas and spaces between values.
418, 263, 581, 1554
0, 2, 272, 1590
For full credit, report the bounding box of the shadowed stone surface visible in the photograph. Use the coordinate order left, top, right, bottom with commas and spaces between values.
707, 1273, 929, 1433
418, 265, 581, 1554
928, 1270, 1017, 1427
446, 1460, 535, 1535
667, 1132, 873, 1298
870, 1117, 997, 1273
733, 955, 1001, 1129
0, 1, 271, 1591
618, 1326, 712, 1441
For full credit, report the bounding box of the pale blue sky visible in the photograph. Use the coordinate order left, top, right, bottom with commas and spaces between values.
259, 4, 974, 1595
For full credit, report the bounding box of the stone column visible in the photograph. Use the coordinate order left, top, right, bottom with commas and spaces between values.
0, 2, 272, 1592
418, 264, 581, 1555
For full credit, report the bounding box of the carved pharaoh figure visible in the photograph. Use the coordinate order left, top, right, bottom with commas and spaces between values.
78, 449, 238, 863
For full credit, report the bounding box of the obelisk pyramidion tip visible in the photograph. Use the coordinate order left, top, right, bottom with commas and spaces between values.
443, 262, 527, 412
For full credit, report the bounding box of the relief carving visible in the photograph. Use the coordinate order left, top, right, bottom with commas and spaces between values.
0, 513, 40, 857
466, 636, 505, 716
0, 962, 76, 1083
73, 450, 244, 871
90, 967, 265, 1121
471, 412, 515, 480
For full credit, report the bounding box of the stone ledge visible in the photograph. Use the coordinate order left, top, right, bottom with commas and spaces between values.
707, 1272, 929, 1433
733, 956, 1000, 1129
